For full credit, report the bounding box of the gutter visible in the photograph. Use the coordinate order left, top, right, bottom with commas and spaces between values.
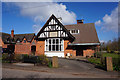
68, 43, 100, 46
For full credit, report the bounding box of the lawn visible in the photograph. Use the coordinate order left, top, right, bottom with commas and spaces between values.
87, 52, 120, 71
102, 53, 120, 58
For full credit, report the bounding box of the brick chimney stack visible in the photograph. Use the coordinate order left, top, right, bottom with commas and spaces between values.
77, 19, 84, 24
11, 29, 14, 38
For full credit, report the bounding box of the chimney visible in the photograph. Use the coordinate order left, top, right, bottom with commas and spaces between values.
77, 19, 84, 24
11, 29, 14, 38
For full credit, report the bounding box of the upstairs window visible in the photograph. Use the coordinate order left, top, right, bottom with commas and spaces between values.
24, 40, 26, 43
69, 30, 79, 34
17, 40, 20, 43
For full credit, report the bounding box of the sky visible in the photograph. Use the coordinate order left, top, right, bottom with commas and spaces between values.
2, 2, 119, 43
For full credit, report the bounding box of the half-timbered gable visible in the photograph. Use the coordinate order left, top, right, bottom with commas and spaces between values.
35, 14, 75, 41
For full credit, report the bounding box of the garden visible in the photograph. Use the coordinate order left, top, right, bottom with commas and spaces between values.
87, 52, 120, 71
2, 53, 52, 67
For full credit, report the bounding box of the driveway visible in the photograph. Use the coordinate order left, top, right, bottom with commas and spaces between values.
2, 58, 120, 78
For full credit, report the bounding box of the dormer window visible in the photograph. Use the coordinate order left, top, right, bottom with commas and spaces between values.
24, 40, 26, 43
17, 40, 20, 43
7, 38, 10, 42
69, 30, 79, 34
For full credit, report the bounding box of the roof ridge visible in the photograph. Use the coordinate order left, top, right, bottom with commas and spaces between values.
0, 32, 10, 35
64, 23, 94, 26
15, 33, 35, 35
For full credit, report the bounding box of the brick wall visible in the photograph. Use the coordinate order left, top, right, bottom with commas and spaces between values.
15, 38, 36, 55
2, 44, 7, 48
83, 49, 95, 57
64, 40, 76, 57
15, 43, 31, 54
36, 41, 45, 56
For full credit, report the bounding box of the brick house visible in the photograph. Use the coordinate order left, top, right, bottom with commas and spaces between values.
0, 14, 100, 57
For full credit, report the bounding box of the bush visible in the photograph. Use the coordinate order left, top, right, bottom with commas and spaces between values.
94, 52, 102, 58
110, 50, 114, 53
22, 54, 37, 63
48, 61, 52, 68
22, 54, 29, 62
2, 53, 15, 63
2, 53, 9, 61
37, 55, 49, 65
14, 54, 23, 62
88, 58, 101, 64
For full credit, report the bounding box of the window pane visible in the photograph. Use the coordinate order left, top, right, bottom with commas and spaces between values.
53, 39, 55, 44
56, 39, 59, 44
52, 45, 55, 51
46, 38, 63, 51
49, 45, 51, 51
49, 39, 51, 44
56, 45, 59, 51
59, 45, 61, 51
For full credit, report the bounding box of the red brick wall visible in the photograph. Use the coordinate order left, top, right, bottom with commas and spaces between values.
36, 41, 45, 56
15, 44, 31, 54
64, 40, 76, 57
2, 44, 7, 48
83, 49, 95, 57
15, 38, 36, 55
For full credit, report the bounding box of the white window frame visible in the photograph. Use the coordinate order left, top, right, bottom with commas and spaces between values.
45, 38, 64, 51
69, 29, 80, 34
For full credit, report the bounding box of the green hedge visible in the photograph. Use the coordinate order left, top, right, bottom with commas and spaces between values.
2, 54, 49, 66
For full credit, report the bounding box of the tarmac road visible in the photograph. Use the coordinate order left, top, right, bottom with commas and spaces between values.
2, 58, 120, 78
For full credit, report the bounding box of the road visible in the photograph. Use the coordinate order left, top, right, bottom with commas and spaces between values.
2, 58, 120, 78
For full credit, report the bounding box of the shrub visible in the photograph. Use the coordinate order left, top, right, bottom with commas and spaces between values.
94, 52, 102, 58
22, 54, 29, 63
48, 61, 52, 68
14, 54, 23, 62
9, 54, 15, 63
86, 55, 89, 58
2, 53, 9, 61
112, 58, 120, 71
37, 55, 49, 65
110, 50, 114, 53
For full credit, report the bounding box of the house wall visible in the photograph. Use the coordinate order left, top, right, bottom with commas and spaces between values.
64, 40, 76, 57
15, 38, 37, 55
36, 41, 45, 56
0, 37, 3, 47
2, 44, 7, 48
83, 49, 95, 57
15, 43, 31, 54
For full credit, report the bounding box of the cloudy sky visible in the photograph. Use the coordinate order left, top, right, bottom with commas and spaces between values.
2, 2, 118, 43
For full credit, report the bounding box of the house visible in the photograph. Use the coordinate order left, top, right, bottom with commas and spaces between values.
0, 14, 100, 57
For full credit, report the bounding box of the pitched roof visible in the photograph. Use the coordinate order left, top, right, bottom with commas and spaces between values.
35, 14, 75, 41
0, 32, 35, 43
14, 33, 35, 42
64, 23, 100, 44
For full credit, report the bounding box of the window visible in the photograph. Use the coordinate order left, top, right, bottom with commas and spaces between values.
17, 39, 20, 43
69, 30, 79, 34
17, 40, 20, 43
24, 40, 26, 43
45, 38, 64, 51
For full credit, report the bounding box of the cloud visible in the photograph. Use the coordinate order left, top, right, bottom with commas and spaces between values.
100, 40, 107, 43
32, 24, 41, 33
13, 2, 77, 33
0, 27, 2, 32
95, 7, 118, 33
95, 20, 101, 26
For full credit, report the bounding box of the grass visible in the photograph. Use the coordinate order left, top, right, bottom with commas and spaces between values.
88, 52, 120, 71
88, 58, 101, 65
102, 53, 120, 58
